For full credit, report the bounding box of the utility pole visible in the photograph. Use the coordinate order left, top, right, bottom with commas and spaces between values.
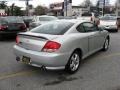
11, 3, 15, 16
97, 0, 100, 15
26, 0, 29, 16
103, 0, 105, 16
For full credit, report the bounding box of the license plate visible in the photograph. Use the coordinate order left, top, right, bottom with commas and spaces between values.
22, 56, 30, 64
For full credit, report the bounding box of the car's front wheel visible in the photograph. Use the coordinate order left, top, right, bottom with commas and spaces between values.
102, 37, 109, 51
65, 51, 81, 74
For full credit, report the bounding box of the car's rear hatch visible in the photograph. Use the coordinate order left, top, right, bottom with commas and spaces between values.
8, 23, 22, 31
17, 32, 59, 52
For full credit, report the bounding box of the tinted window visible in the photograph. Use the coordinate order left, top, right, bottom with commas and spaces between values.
76, 24, 85, 32
5, 17, 24, 23
83, 22, 97, 32
0, 19, 7, 25
31, 21, 74, 35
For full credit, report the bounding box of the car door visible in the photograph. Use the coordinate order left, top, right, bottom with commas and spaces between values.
82, 22, 100, 54
93, 26, 106, 50
76, 23, 89, 57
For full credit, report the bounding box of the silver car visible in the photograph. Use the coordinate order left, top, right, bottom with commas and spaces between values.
99, 16, 118, 32
13, 20, 110, 73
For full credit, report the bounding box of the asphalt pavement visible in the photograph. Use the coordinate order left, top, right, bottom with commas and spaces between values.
0, 32, 120, 90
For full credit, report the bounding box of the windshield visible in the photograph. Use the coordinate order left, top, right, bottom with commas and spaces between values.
31, 21, 74, 35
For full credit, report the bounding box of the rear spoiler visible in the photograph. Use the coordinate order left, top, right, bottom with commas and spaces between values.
18, 33, 48, 40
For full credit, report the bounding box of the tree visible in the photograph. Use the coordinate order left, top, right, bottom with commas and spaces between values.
80, 0, 93, 7
13, 6, 23, 16
0, 1, 7, 9
34, 5, 48, 15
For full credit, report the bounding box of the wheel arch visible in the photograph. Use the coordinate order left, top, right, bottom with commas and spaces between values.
72, 48, 83, 59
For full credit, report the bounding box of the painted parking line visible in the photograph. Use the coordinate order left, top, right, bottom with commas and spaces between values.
0, 70, 38, 80
0, 52, 120, 80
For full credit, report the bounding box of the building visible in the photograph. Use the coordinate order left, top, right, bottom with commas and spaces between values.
49, 0, 72, 16
49, 2, 64, 16
72, 6, 90, 16
0, 9, 7, 16
116, 0, 120, 16
49, 0, 90, 16
98, 0, 110, 8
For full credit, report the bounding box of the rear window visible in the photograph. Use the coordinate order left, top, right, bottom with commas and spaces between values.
4, 17, 24, 23
0, 19, 7, 25
31, 21, 74, 35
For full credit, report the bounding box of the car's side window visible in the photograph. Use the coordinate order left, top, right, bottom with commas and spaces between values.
76, 24, 85, 32
82, 22, 98, 32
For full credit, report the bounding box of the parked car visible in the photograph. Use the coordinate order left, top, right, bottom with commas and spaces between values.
0, 16, 27, 39
29, 15, 58, 29
14, 20, 110, 73
77, 13, 100, 25
99, 16, 118, 32
77, 16, 91, 21
57, 16, 76, 19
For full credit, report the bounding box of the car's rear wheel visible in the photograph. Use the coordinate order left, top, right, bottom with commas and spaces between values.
102, 38, 109, 51
65, 51, 81, 74
115, 29, 118, 32
0, 35, 2, 41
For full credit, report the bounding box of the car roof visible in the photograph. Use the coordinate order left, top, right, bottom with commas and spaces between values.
36, 15, 56, 17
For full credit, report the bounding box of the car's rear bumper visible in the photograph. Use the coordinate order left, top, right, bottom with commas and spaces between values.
104, 26, 118, 32
105, 28, 118, 32
13, 45, 71, 70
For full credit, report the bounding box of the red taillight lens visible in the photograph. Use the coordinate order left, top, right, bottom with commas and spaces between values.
16, 36, 19, 44
42, 41, 61, 52
20, 24, 27, 30
0, 25, 7, 30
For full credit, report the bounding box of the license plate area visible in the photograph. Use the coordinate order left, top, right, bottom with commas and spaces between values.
22, 56, 30, 64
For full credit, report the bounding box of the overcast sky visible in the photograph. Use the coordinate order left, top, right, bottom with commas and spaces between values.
1, 0, 116, 8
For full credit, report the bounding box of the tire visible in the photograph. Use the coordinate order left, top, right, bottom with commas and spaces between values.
0, 35, 2, 41
65, 51, 81, 74
115, 29, 118, 32
102, 38, 109, 51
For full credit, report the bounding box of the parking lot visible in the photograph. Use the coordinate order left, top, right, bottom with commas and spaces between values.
0, 31, 119, 90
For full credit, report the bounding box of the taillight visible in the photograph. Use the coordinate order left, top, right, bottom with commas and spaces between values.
20, 24, 27, 30
0, 25, 7, 30
42, 41, 61, 52
16, 36, 19, 44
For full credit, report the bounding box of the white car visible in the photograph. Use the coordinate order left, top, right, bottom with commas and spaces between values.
29, 15, 58, 29
99, 16, 118, 32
